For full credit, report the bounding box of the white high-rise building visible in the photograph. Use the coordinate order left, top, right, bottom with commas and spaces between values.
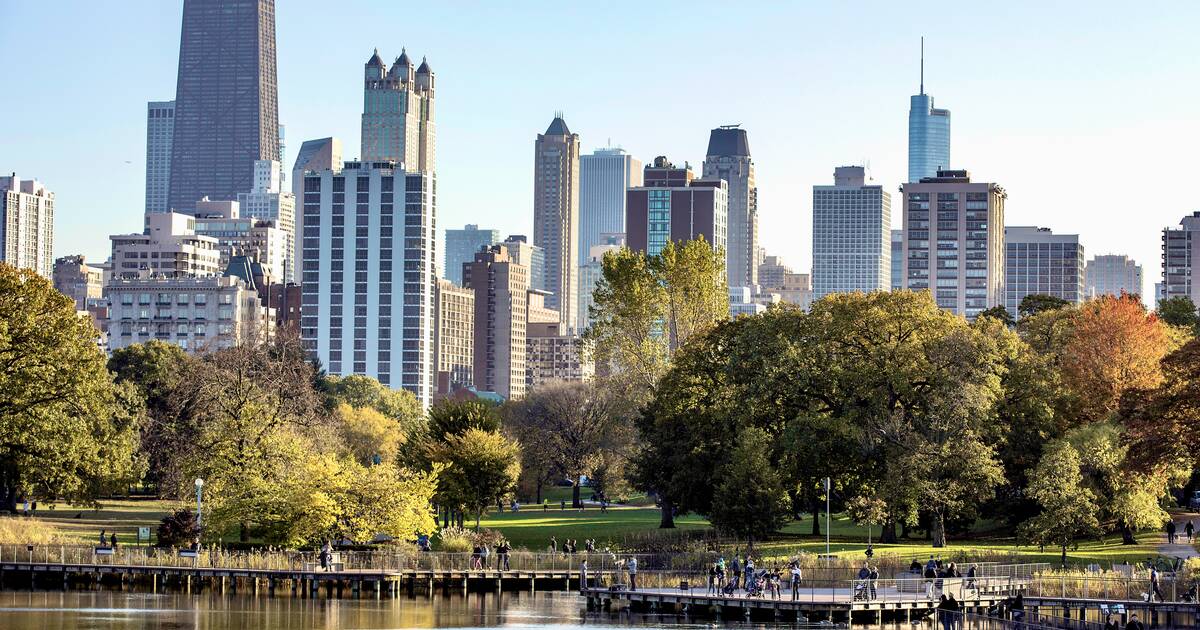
579, 148, 640, 266
703, 126, 757, 289
236, 160, 296, 282
902, 169, 1006, 319
1086, 254, 1143, 299
300, 161, 437, 407
1004, 226, 1085, 317
1162, 211, 1200, 305
360, 49, 435, 172
145, 100, 175, 214
0, 174, 54, 278
812, 166, 891, 299
108, 212, 221, 282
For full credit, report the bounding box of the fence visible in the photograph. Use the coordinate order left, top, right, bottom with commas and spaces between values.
941, 610, 1106, 630
1024, 572, 1195, 603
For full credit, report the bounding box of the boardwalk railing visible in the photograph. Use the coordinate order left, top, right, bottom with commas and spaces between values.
1024, 573, 1194, 603
844, 576, 1022, 604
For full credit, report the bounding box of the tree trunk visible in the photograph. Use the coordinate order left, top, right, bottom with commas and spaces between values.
659, 500, 676, 529
811, 498, 822, 536
475, 509, 482, 530
572, 479, 582, 509
931, 512, 946, 548
536, 479, 543, 505
239, 521, 249, 543
1061, 544, 1068, 568
901, 520, 910, 539
881, 518, 898, 544
1120, 519, 1138, 545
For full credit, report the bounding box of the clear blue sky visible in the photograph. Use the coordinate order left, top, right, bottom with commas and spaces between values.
2, 1, 1198, 297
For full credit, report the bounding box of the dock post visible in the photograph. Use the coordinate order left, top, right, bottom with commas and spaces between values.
186, 575, 191, 593
152, 574, 157, 594
531, 576, 536, 593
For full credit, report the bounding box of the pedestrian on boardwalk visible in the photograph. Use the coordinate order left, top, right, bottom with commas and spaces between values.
937, 595, 953, 630
790, 562, 802, 601
743, 556, 755, 594
99, 530, 107, 547
707, 564, 717, 595
1150, 566, 1165, 602
110, 532, 118, 549
731, 555, 742, 591
869, 564, 879, 600
946, 594, 961, 630
1104, 614, 1120, 630
319, 540, 332, 571
1125, 613, 1145, 630
924, 562, 937, 598
549, 536, 557, 553
497, 540, 511, 570
627, 556, 638, 592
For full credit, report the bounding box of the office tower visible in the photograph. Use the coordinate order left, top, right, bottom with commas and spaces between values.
901, 169, 1006, 319
1086, 254, 1144, 299
577, 233, 624, 331
502, 234, 545, 294
53, 255, 105, 310
193, 198, 290, 281
0, 174, 54, 278
168, 0, 279, 212
579, 148, 641, 266
533, 115, 580, 331
758, 255, 792, 290
908, 40, 951, 183
1004, 226, 1085, 317
235, 160, 296, 282
444, 224, 499, 285
435, 278, 475, 394
107, 258, 274, 354
626, 157, 729, 257
292, 138, 343, 184
891, 229, 904, 290
109, 212, 222, 282
778, 272, 813, 310
145, 101, 175, 214
360, 48, 436, 171
464, 245, 529, 400
527, 321, 593, 389
1162, 211, 1200, 304
703, 126, 757, 288
812, 166, 891, 299
300, 162, 437, 406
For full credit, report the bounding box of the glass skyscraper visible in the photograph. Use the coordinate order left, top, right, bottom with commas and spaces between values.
1004, 226, 1085, 318
444, 224, 498, 286
168, 0, 279, 213
812, 166, 891, 300
908, 93, 951, 184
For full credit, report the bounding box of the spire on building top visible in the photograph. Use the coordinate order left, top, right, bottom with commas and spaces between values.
417, 56, 431, 73
920, 36, 925, 95
366, 48, 384, 67
545, 113, 570, 136
397, 47, 412, 66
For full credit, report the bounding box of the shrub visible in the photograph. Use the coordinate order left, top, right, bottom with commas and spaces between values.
157, 509, 201, 547
436, 526, 506, 552
0, 516, 65, 544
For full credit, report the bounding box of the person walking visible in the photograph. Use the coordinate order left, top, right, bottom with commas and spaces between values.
1104, 614, 1121, 630
937, 595, 953, 630
497, 540, 511, 571
869, 564, 879, 600
319, 540, 332, 572
1186, 520, 1195, 544
1167, 520, 1177, 544
1150, 566, 1165, 602
549, 536, 557, 553
110, 532, 118, 549
731, 555, 742, 591
946, 594, 961, 630
707, 564, 717, 595
1125, 613, 1145, 630
790, 562, 802, 601
99, 529, 108, 547
744, 556, 755, 594
627, 556, 638, 592
924, 562, 938, 598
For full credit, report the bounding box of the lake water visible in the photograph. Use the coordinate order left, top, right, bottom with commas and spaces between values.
0, 590, 845, 629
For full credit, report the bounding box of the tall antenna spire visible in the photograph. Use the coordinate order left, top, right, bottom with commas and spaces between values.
920, 36, 925, 95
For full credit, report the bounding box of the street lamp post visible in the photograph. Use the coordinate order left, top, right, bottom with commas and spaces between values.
194, 478, 205, 529
823, 477, 831, 560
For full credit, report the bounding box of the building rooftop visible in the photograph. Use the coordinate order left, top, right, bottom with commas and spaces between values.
544, 116, 571, 136
706, 126, 751, 158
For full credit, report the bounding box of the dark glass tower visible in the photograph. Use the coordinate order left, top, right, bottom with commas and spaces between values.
168, 0, 279, 213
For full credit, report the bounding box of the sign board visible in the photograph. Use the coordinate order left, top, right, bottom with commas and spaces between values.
138, 526, 151, 541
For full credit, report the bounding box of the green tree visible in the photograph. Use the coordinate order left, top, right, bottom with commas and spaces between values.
431, 428, 521, 528
708, 428, 791, 546
1157, 296, 1199, 330
336, 404, 405, 466
323, 374, 424, 436
109, 340, 193, 489
978, 305, 1016, 327
1019, 293, 1071, 318
1018, 441, 1099, 566
427, 399, 501, 441
1123, 337, 1200, 473
0, 264, 142, 510
585, 238, 728, 395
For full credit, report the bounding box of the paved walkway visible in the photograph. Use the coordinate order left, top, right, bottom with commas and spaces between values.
1159, 513, 1199, 560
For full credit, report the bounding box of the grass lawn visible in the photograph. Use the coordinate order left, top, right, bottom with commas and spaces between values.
33, 498, 178, 545
477, 506, 707, 550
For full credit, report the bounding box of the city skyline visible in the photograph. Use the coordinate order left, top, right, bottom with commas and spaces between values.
4, 2, 1199, 300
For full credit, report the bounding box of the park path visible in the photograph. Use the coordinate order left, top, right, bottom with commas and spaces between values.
1158, 513, 1200, 560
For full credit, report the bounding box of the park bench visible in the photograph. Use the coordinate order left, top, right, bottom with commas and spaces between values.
94, 547, 114, 556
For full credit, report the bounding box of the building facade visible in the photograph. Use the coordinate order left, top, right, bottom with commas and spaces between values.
577, 233, 624, 331
299, 162, 437, 406
145, 100, 175, 214
109, 212, 221, 282
106, 265, 273, 354
579, 147, 641, 266
908, 58, 951, 183
236, 160, 296, 282
168, 0, 279, 212
463, 245, 529, 400
1, 174, 54, 278
758, 255, 792, 290
1162, 211, 1200, 304
360, 49, 435, 172
444, 224, 498, 285
533, 115, 580, 331
902, 170, 1006, 319
1086, 254, 1143, 299
53, 255, 105, 310
1004, 226, 1085, 317
435, 279, 474, 394
502, 235, 545, 295
812, 166, 891, 299
193, 199, 290, 282
526, 322, 593, 389
778, 272, 813, 310
626, 157, 728, 257
891, 229, 904, 290
703, 126, 757, 288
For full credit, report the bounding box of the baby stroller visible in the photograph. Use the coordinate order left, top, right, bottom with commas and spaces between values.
722, 580, 738, 596
853, 580, 870, 601
746, 574, 765, 598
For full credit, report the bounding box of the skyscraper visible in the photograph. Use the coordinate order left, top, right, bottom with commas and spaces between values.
1162, 211, 1200, 305
891, 229, 904, 290
1004, 226, 1085, 317
812, 166, 891, 299
533, 115, 580, 330
444, 224, 498, 285
907, 39, 951, 183
579, 147, 641, 266
145, 101, 175, 214
53, 255, 105, 311
626, 157, 728, 257
703, 126, 757, 288
168, 0, 279, 213
464, 245, 529, 400
236, 160, 296, 282
902, 169, 1005, 319
757, 255, 792, 290
435, 278, 474, 394
1086, 254, 1143, 299
300, 162, 437, 407
360, 49, 436, 172
0, 174, 55, 278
